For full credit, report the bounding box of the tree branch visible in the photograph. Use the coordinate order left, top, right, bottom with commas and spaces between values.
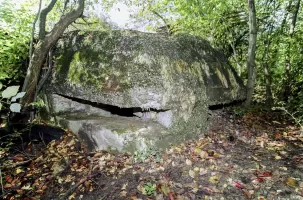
39, 0, 58, 40
290, 0, 301, 35
21, 0, 85, 106
29, 0, 42, 60
46, 0, 85, 42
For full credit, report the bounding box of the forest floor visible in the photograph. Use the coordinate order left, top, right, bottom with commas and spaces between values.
0, 106, 303, 200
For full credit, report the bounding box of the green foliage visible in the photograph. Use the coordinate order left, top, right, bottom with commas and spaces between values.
0, 85, 25, 113
133, 146, 162, 163
0, 0, 34, 82
231, 106, 247, 117
141, 182, 157, 196
272, 106, 303, 134
0, 129, 22, 153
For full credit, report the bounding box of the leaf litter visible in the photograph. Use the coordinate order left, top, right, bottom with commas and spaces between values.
0, 108, 302, 200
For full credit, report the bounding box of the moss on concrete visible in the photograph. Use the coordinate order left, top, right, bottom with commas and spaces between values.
45, 29, 246, 153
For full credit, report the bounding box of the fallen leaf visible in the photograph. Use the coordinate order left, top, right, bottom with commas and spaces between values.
209, 176, 219, 184
16, 189, 23, 194
242, 189, 252, 199
199, 168, 208, 176
192, 187, 199, 193
194, 148, 201, 153
174, 147, 182, 153
189, 170, 195, 178
285, 177, 298, 188
233, 181, 245, 189
274, 133, 281, 139
156, 194, 165, 200
120, 191, 127, 197
256, 177, 264, 183
4, 183, 12, 188
186, 159, 192, 166
5, 176, 13, 183
21, 184, 32, 190
36, 189, 44, 194
13, 155, 24, 162
168, 192, 176, 200
279, 167, 287, 171
16, 168, 23, 174
159, 184, 170, 195
121, 183, 128, 190
261, 172, 272, 177
199, 151, 208, 159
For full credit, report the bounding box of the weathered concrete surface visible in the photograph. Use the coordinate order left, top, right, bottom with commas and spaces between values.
56, 113, 170, 153
43, 30, 245, 153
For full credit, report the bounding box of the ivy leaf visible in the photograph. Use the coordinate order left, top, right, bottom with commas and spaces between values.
2, 85, 19, 98
11, 92, 26, 102
10, 103, 21, 113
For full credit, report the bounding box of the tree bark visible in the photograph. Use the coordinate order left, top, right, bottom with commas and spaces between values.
283, 0, 300, 102
21, 0, 85, 106
261, 22, 274, 106
244, 0, 257, 107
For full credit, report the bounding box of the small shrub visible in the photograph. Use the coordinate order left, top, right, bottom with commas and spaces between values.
133, 146, 162, 163
141, 182, 157, 196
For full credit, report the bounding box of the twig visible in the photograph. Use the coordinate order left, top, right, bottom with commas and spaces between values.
59, 173, 98, 199
0, 159, 33, 171
39, 132, 47, 147
0, 168, 4, 195
29, 0, 42, 60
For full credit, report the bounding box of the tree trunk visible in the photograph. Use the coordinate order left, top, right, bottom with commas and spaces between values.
264, 62, 272, 105
21, 42, 49, 105
261, 22, 274, 106
21, 0, 85, 106
283, 0, 300, 102
229, 40, 241, 75
244, 0, 257, 107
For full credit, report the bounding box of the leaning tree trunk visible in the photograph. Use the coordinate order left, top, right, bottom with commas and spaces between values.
244, 0, 257, 107
21, 0, 85, 106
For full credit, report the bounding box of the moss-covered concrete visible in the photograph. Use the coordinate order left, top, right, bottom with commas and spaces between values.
44, 29, 246, 153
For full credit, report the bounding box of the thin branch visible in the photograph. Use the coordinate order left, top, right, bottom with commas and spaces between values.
152, 10, 171, 33
64, 0, 70, 10
0, 159, 33, 171
59, 173, 98, 200
29, 0, 42, 60
46, 0, 85, 41
37, 47, 54, 93
39, 0, 58, 40
0, 169, 4, 195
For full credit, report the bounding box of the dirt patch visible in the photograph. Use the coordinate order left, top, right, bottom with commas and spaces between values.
1, 108, 302, 200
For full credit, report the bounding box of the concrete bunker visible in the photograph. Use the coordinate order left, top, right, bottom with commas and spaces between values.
43, 30, 246, 153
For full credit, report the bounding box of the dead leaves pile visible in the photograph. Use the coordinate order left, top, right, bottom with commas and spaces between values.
0, 132, 132, 199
